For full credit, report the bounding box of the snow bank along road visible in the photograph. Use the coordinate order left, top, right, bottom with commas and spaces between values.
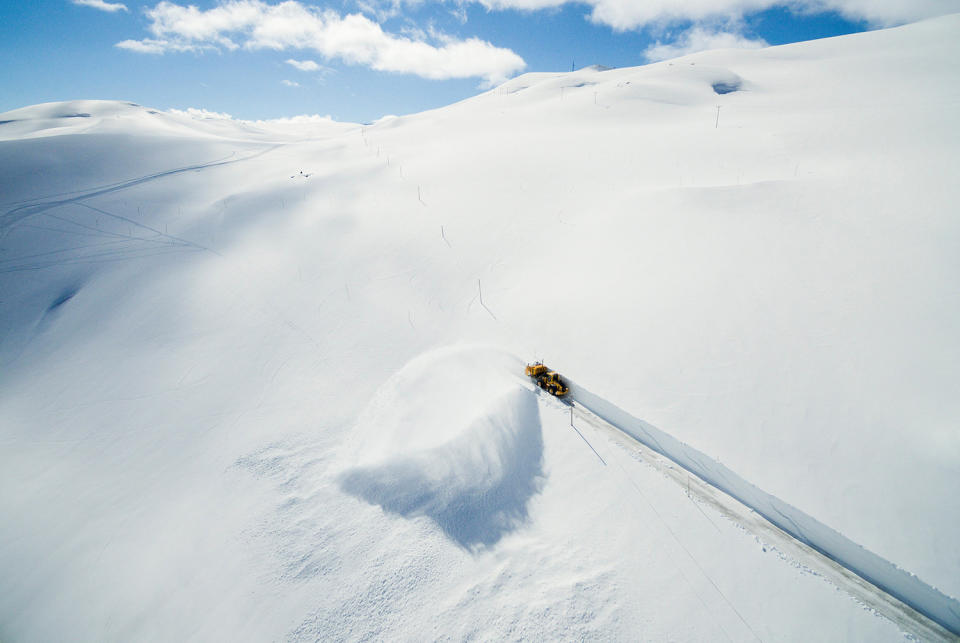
561, 380, 960, 639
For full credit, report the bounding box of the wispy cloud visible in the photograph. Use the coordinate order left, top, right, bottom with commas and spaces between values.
256, 114, 335, 124
281, 79, 301, 87
71, 0, 128, 12
167, 107, 234, 119
116, 39, 179, 53
644, 27, 768, 61
285, 58, 321, 71
115, 0, 525, 85
167, 108, 339, 125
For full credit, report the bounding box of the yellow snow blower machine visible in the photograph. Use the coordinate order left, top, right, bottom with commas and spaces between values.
525, 362, 569, 397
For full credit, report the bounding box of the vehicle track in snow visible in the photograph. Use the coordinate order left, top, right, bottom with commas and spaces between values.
528, 382, 959, 640
0, 144, 285, 271
0, 143, 284, 232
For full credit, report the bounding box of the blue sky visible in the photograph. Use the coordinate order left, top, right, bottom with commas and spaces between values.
0, 0, 953, 123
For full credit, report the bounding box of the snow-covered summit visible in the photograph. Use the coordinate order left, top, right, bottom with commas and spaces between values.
0, 99, 355, 143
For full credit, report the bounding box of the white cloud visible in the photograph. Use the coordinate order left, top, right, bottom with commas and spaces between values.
584, 0, 772, 31
796, 0, 960, 27
167, 107, 235, 119
355, 0, 406, 22
644, 26, 768, 61
468, 0, 960, 30
255, 113, 336, 124
285, 58, 321, 71
166, 108, 338, 123
116, 38, 200, 53
281, 79, 301, 86
449, 5, 469, 24
71, 0, 128, 12
117, 0, 525, 84
116, 39, 164, 53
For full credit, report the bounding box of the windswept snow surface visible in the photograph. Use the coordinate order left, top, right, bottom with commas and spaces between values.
2, 14, 960, 641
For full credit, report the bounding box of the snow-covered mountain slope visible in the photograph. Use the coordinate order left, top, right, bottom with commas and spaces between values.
2, 14, 959, 641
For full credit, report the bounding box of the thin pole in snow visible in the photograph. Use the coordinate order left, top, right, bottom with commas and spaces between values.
715, 105, 721, 128
570, 407, 606, 466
